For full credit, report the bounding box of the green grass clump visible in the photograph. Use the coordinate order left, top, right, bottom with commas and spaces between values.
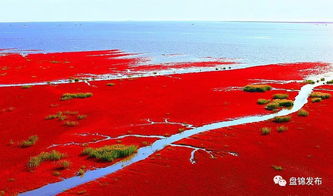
27, 150, 64, 169
61, 93, 93, 101
63, 111, 79, 115
58, 115, 67, 121
46, 111, 82, 121
304, 80, 315, 84
265, 99, 294, 110
277, 126, 288, 133
77, 115, 87, 120
275, 99, 294, 107
261, 127, 271, 135
273, 116, 291, 123
45, 114, 58, 120
272, 165, 283, 171
273, 94, 289, 99
57, 160, 71, 170
327, 80, 333, 84
52, 171, 61, 176
82, 144, 137, 162
77, 169, 85, 176
298, 109, 309, 117
21, 85, 32, 89
243, 84, 272, 92
257, 99, 270, 105
310, 92, 331, 99
265, 102, 280, 110
63, 121, 79, 127
106, 83, 115, 86
311, 97, 322, 103
45, 112, 67, 120
21, 135, 38, 148
41, 151, 64, 160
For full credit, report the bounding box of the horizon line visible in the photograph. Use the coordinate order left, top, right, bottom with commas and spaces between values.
0, 20, 332, 24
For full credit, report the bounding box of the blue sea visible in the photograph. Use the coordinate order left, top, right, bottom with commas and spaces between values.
0, 21, 333, 65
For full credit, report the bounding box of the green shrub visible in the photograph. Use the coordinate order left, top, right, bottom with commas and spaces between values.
261, 127, 271, 135
63, 121, 79, 127
27, 156, 41, 168
275, 99, 294, 107
243, 84, 272, 92
273, 116, 291, 123
304, 80, 315, 84
273, 94, 289, 99
45, 114, 58, 120
257, 99, 270, 105
77, 169, 85, 176
279, 100, 294, 107
21, 135, 38, 148
45, 112, 67, 120
27, 150, 64, 169
21, 85, 32, 89
40, 150, 64, 161
46, 111, 82, 121
82, 145, 137, 162
53, 171, 61, 176
57, 160, 71, 170
77, 115, 87, 120
82, 147, 94, 155
265, 102, 280, 110
298, 109, 309, 117
58, 115, 67, 121
61, 93, 93, 101
266, 99, 294, 110
106, 83, 115, 86
327, 80, 333, 84
63, 111, 79, 115
311, 97, 322, 103
276, 126, 288, 133
272, 165, 283, 171
310, 92, 331, 99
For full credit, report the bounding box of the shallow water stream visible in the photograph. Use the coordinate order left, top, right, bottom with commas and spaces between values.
20, 73, 333, 196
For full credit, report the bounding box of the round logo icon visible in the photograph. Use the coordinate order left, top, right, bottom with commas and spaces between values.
273, 175, 283, 184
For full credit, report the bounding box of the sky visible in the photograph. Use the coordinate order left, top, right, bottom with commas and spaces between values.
0, 0, 332, 22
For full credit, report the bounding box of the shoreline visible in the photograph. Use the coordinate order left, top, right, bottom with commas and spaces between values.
0, 49, 332, 195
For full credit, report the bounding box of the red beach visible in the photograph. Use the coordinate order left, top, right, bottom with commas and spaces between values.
0, 49, 332, 195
